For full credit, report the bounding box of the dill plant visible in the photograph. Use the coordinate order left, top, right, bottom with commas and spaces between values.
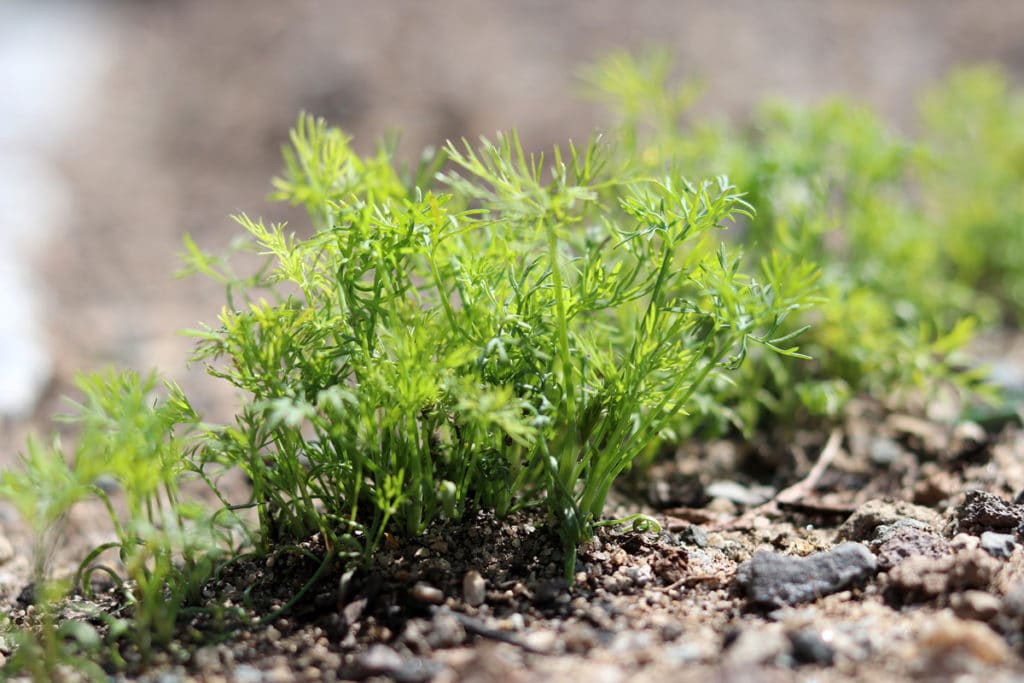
185, 115, 816, 574
584, 52, 993, 435
0, 370, 233, 672
1, 57, 1019, 678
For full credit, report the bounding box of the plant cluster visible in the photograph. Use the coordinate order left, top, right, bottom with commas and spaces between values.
1, 55, 1021, 678
585, 52, 1000, 434
0, 371, 234, 676
185, 117, 815, 576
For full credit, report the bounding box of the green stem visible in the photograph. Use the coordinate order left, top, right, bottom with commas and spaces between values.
546, 220, 576, 427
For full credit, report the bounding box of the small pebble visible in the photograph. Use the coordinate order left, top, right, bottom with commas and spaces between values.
870, 521, 951, 571
736, 542, 877, 608
1002, 582, 1024, 618
411, 582, 445, 605
264, 665, 292, 683
675, 524, 708, 548
724, 625, 790, 667
426, 611, 466, 649
953, 490, 1023, 536
358, 644, 405, 676
706, 497, 737, 515
562, 621, 600, 653
837, 499, 942, 541
789, 629, 836, 665
951, 590, 1002, 622
534, 578, 569, 604
885, 546, 1000, 602
916, 613, 1010, 669
980, 531, 1017, 559
523, 629, 559, 653
462, 570, 486, 607
191, 646, 221, 672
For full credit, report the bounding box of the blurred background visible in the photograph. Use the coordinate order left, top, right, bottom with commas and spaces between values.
2, 0, 1024, 446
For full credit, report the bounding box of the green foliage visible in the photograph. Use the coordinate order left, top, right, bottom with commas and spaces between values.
187, 116, 816, 574
1, 371, 233, 674
918, 66, 1024, 324
585, 52, 996, 434
3, 57, 1020, 676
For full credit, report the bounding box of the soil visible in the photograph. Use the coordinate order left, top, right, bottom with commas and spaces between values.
7, 400, 1024, 681
4, 1, 1024, 681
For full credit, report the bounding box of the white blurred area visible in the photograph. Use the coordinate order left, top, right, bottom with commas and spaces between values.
0, 1, 111, 416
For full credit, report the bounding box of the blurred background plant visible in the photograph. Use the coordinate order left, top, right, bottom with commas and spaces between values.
585, 52, 1003, 437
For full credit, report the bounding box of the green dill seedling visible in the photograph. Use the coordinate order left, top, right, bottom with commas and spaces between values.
584, 51, 994, 434
918, 66, 1024, 325
186, 115, 816, 575
6, 55, 1020, 676
0, 437, 105, 681
1, 371, 234, 673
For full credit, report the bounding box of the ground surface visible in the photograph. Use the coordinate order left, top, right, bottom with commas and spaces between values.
3, 1, 1024, 681
8, 401, 1024, 682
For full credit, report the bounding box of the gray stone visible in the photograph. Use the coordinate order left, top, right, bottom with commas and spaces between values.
836, 499, 942, 541
736, 542, 878, 608
954, 490, 1023, 536
980, 531, 1017, 559
870, 521, 951, 570
788, 629, 836, 665
706, 480, 775, 507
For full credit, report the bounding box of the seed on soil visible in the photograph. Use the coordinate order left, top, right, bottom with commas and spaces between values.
462, 570, 486, 607
412, 582, 445, 605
